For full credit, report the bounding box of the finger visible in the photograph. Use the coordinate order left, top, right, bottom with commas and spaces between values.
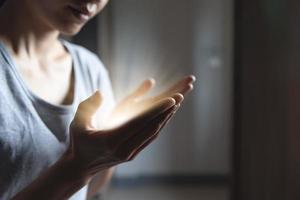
172, 93, 184, 105
123, 78, 155, 102
136, 92, 184, 112
157, 75, 196, 98
163, 76, 195, 95
77, 91, 102, 115
128, 105, 180, 160
127, 92, 183, 122
74, 91, 103, 126
113, 79, 155, 113
109, 97, 175, 134
93, 97, 176, 140
114, 105, 177, 161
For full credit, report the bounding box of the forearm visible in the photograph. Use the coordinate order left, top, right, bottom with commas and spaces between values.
12, 153, 89, 200
87, 167, 115, 199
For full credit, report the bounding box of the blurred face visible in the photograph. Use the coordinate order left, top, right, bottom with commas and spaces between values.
31, 0, 110, 35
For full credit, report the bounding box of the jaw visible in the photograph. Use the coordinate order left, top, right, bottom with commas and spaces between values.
58, 23, 85, 36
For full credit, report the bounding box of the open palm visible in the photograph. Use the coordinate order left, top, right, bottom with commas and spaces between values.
107, 75, 196, 127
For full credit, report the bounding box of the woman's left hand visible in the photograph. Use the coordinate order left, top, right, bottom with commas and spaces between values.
106, 75, 196, 128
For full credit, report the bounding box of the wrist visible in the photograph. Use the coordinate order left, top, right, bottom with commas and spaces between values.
12, 151, 91, 200
60, 151, 90, 184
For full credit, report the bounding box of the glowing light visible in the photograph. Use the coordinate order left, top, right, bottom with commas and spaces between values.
93, 74, 194, 131
95, 34, 195, 130
97, 96, 156, 130
101, 110, 136, 130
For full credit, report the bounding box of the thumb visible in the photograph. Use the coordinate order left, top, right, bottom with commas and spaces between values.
74, 91, 103, 126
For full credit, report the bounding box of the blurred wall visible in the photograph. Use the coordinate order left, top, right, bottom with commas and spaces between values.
234, 0, 300, 199
96, 0, 233, 178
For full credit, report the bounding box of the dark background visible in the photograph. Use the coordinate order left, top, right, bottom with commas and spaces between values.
233, 0, 300, 199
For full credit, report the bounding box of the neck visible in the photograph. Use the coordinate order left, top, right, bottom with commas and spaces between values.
0, 0, 61, 58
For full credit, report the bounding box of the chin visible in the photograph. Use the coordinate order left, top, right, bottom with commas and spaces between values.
57, 23, 85, 36
50, 11, 89, 36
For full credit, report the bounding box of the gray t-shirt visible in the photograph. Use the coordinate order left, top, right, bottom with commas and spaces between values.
0, 40, 115, 200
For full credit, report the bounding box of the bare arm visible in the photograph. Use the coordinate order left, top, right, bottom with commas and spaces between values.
85, 75, 196, 199
87, 167, 115, 199
11, 76, 195, 200
12, 95, 177, 200
12, 153, 89, 200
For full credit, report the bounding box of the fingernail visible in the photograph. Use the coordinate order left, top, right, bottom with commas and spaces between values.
189, 75, 196, 82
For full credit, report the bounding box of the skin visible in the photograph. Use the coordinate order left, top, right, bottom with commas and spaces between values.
0, 0, 196, 199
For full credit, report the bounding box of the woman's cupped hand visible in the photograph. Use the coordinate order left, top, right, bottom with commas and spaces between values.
67, 75, 196, 178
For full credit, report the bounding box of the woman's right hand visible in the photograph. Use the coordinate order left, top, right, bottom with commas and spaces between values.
11, 76, 194, 200
67, 91, 178, 178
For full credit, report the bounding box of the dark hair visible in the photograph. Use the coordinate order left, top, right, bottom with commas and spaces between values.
0, 0, 5, 7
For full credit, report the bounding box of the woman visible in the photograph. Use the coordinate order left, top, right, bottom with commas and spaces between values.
0, 0, 195, 199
